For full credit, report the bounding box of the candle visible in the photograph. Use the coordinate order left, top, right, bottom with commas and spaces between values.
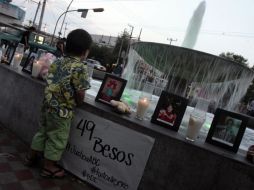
136, 97, 150, 120
185, 114, 205, 141
12, 53, 23, 69
32, 61, 42, 78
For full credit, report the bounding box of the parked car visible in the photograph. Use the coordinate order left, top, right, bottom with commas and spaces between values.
84, 59, 106, 71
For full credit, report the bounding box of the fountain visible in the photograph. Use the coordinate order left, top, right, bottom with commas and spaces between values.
121, 0, 253, 112
122, 42, 254, 111
182, 1, 206, 48
87, 1, 254, 152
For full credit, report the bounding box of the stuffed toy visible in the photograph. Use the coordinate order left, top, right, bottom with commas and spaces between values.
38, 53, 56, 80
110, 100, 131, 114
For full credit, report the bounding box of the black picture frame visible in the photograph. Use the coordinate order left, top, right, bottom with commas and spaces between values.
151, 91, 188, 132
206, 108, 248, 153
95, 74, 127, 106
3, 43, 17, 65
22, 52, 38, 74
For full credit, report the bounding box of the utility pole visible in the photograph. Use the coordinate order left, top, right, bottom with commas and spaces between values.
38, 0, 46, 31
126, 24, 134, 55
116, 38, 124, 65
59, 0, 74, 38
108, 35, 111, 45
63, 22, 68, 37
167, 38, 177, 45
138, 28, 142, 41
32, 1, 41, 26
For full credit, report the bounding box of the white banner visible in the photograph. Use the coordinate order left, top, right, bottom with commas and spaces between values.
61, 109, 155, 190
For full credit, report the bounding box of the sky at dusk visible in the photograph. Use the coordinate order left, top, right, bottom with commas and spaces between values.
13, 0, 254, 66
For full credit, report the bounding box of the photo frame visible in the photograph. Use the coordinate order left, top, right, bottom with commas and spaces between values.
22, 52, 38, 74
206, 108, 248, 153
95, 74, 127, 105
3, 43, 16, 65
151, 91, 188, 131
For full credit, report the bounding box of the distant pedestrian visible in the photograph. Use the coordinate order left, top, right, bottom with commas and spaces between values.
24, 29, 92, 178
112, 63, 123, 77
20, 26, 36, 51
54, 38, 66, 58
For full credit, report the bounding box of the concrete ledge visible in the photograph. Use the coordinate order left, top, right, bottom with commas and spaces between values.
0, 64, 254, 190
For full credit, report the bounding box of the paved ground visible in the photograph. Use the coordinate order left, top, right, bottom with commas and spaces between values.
0, 125, 97, 190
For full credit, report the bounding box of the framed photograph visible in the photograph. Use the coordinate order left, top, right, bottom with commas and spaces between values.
22, 52, 38, 74
206, 108, 248, 153
3, 43, 16, 65
95, 74, 127, 105
151, 91, 188, 131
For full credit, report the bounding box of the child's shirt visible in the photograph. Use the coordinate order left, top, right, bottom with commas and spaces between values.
43, 56, 90, 118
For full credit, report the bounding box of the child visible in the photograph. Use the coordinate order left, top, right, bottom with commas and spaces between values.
24, 29, 92, 178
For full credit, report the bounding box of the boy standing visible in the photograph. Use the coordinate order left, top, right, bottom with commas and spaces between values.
25, 29, 92, 178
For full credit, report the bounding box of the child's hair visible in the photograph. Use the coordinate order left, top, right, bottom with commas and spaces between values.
65, 29, 92, 56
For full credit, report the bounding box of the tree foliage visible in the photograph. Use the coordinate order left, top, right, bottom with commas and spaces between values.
88, 44, 114, 66
112, 30, 130, 57
88, 30, 130, 69
219, 52, 254, 104
219, 52, 249, 66
243, 66, 254, 103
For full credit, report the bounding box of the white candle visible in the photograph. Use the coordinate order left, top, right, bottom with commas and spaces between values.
32, 61, 42, 78
136, 97, 150, 120
12, 53, 23, 69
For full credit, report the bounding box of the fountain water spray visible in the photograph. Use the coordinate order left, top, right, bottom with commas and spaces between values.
182, 1, 206, 49
122, 42, 254, 112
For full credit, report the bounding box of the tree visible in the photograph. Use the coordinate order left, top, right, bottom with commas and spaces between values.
243, 66, 254, 104
87, 30, 131, 72
219, 52, 254, 104
219, 52, 249, 66
88, 44, 114, 66
112, 30, 130, 65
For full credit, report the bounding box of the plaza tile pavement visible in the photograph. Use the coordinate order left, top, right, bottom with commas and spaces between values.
0, 125, 97, 190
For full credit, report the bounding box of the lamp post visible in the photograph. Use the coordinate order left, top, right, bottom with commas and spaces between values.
58, 0, 74, 38
50, 8, 104, 46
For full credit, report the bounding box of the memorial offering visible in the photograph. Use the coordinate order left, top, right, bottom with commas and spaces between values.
22, 52, 37, 74
206, 108, 248, 153
186, 98, 209, 141
151, 91, 188, 131
110, 100, 131, 114
136, 96, 150, 120
11, 43, 24, 69
31, 60, 42, 78
95, 74, 127, 105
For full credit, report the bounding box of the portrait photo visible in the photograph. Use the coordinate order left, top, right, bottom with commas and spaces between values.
4, 44, 16, 65
22, 52, 38, 74
151, 91, 188, 131
212, 116, 241, 146
95, 74, 127, 105
206, 108, 248, 153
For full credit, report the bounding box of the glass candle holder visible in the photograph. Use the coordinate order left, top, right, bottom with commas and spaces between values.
12, 43, 24, 69
136, 96, 150, 120
185, 111, 206, 141
86, 62, 94, 82
185, 98, 210, 142
32, 60, 42, 78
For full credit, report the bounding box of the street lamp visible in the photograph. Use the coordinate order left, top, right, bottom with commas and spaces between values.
50, 8, 104, 45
